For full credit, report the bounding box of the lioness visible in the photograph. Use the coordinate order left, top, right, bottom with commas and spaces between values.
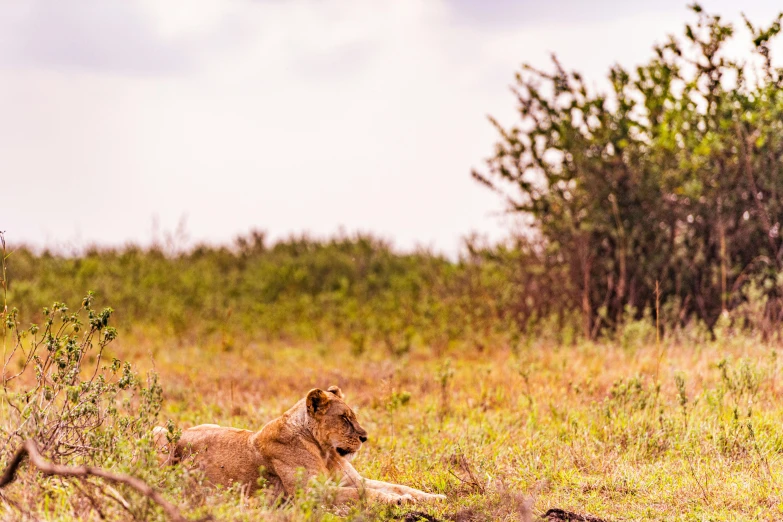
153, 386, 445, 505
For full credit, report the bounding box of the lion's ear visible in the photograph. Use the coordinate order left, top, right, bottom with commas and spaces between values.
326, 385, 344, 399
306, 389, 331, 416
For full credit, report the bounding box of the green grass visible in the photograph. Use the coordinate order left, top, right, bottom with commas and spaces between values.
3, 233, 571, 351
1, 233, 782, 521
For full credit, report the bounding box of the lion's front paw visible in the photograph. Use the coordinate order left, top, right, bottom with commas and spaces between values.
385, 493, 415, 506
427, 493, 447, 501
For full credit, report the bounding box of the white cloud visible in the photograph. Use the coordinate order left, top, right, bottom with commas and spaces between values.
1, 0, 782, 255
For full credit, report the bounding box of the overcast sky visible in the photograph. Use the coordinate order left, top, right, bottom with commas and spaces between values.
2, 0, 782, 256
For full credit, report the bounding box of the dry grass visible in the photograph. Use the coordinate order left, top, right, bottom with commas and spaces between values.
2, 310, 783, 521
3, 329, 771, 521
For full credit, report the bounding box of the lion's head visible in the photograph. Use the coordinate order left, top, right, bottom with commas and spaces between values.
306, 385, 367, 459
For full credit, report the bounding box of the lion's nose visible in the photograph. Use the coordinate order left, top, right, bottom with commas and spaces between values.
359, 435, 367, 443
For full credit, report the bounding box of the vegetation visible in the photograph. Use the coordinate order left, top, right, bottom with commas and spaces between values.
5, 231, 563, 353
4, 290, 783, 520
474, 5, 783, 339
5, 4, 783, 522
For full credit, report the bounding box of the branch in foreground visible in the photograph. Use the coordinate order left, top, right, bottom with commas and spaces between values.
0, 439, 193, 522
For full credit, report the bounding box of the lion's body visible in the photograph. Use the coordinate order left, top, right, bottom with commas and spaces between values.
154, 387, 444, 505
163, 424, 267, 491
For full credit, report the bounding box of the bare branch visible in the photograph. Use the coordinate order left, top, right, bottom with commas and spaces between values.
0, 439, 195, 522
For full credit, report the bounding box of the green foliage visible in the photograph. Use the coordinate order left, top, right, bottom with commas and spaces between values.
0, 244, 172, 520
1, 293, 162, 464
474, 5, 783, 338
5, 232, 557, 349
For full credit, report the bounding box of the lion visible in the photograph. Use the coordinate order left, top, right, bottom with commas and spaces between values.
153, 385, 446, 505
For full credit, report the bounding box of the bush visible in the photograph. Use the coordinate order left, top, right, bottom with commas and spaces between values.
0, 290, 171, 520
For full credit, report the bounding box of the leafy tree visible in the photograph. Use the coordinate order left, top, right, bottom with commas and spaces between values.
474, 5, 783, 337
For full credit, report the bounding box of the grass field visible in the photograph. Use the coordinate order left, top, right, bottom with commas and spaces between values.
4, 322, 782, 521
1, 237, 782, 521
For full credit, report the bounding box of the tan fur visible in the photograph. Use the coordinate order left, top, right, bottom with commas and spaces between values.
154, 386, 445, 505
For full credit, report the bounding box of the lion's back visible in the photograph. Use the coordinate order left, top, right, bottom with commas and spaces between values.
170, 424, 261, 489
